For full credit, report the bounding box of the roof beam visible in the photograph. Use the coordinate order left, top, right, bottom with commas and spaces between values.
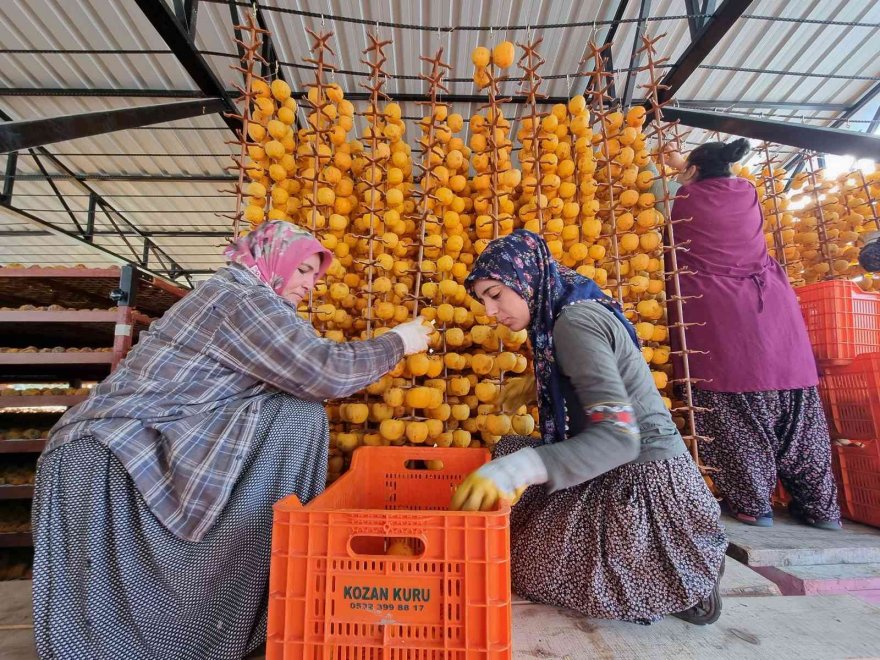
0, 108, 193, 279
664, 108, 880, 160
783, 80, 880, 169
0, 99, 224, 152
0, 88, 852, 112
0, 203, 191, 284
655, 0, 755, 105
133, 0, 241, 134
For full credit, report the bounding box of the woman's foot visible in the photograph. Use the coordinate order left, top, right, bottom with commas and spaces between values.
721, 501, 773, 527
734, 511, 774, 527
672, 557, 724, 625
788, 503, 842, 531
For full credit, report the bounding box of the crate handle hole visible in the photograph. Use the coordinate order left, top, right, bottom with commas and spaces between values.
349, 535, 426, 558
404, 459, 445, 471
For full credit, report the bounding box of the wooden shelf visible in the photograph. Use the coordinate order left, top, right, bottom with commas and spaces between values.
0, 267, 186, 317
0, 353, 113, 366
0, 486, 34, 500
0, 440, 46, 454
0, 309, 152, 326
0, 533, 32, 548
0, 395, 87, 409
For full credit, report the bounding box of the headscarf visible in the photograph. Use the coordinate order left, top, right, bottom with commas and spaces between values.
223, 221, 332, 295
465, 229, 639, 444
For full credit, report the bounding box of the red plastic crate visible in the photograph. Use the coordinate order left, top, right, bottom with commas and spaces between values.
796, 280, 880, 364
266, 446, 512, 659
833, 441, 880, 528
819, 352, 880, 440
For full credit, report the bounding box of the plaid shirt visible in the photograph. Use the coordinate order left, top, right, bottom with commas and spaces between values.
46, 266, 404, 541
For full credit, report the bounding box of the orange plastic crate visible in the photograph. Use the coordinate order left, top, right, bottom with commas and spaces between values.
796, 280, 880, 364
833, 441, 880, 528
819, 352, 880, 440
266, 446, 512, 660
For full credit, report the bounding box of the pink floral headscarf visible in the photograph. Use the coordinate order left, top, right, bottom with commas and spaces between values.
224, 221, 332, 294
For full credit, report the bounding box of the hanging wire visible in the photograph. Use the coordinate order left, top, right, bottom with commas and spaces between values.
205, 2, 880, 31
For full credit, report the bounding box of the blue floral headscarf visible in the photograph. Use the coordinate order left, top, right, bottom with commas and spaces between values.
465, 229, 640, 444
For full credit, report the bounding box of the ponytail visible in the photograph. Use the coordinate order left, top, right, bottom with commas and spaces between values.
687, 138, 750, 181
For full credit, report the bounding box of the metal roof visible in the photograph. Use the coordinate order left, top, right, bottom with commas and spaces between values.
2, 0, 879, 283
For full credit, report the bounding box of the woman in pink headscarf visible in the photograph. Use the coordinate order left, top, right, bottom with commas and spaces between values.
32, 221, 432, 660
661, 140, 840, 532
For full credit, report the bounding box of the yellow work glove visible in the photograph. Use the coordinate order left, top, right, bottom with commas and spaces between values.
497, 373, 537, 414
450, 448, 548, 512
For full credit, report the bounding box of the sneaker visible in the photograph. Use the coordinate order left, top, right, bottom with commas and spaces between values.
672, 557, 724, 625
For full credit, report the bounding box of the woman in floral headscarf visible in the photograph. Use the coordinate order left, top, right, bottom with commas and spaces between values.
452, 230, 727, 626
32, 221, 431, 660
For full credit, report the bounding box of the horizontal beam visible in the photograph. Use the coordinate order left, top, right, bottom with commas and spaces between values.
0, 88, 212, 98
0, 99, 225, 152
0, 88, 849, 112
0, 203, 190, 284
0, 229, 230, 238
664, 108, 880, 160
656, 0, 755, 104
10, 173, 235, 183
134, 0, 241, 135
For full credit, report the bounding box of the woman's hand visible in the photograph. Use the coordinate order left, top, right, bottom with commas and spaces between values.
497, 373, 537, 414
665, 150, 688, 171
450, 448, 548, 511
389, 318, 433, 355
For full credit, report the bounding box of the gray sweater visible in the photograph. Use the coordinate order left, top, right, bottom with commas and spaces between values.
534, 301, 688, 491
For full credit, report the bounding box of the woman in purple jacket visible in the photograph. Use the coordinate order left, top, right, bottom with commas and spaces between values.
665, 139, 840, 530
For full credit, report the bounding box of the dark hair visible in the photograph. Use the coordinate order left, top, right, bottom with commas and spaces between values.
686, 138, 750, 181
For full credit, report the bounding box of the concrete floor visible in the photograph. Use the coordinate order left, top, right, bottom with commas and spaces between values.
3, 514, 879, 659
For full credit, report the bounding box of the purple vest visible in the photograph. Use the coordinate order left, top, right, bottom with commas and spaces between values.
667, 177, 818, 392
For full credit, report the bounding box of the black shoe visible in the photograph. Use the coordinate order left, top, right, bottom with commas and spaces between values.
671, 557, 724, 626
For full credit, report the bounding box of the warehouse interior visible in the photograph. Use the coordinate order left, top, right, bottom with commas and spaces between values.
1, 1, 880, 658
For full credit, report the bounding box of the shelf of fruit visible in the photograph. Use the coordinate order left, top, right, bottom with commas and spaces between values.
0, 265, 186, 317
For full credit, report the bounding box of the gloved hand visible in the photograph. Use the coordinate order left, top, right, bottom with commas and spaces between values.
389, 318, 433, 355
450, 448, 548, 512
497, 373, 537, 414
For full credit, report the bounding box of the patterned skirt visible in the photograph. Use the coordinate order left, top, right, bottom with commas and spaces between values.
496, 435, 727, 624
691, 386, 840, 523
31, 394, 329, 660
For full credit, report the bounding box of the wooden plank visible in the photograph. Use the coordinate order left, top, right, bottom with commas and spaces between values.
754, 563, 880, 596
0, 533, 32, 548
0, 440, 46, 454
0, 353, 113, 365
512, 595, 880, 659
724, 511, 880, 567
0, 310, 116, 323
0, 395, 87, 409
0, 485, 34, 500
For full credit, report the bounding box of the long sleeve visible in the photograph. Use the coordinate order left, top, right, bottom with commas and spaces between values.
648, 160, 682, 201
206, 286, 404, 401
534, 303, 641, 491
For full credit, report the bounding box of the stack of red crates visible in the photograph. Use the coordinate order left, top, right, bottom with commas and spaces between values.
796, 280, 880, 527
